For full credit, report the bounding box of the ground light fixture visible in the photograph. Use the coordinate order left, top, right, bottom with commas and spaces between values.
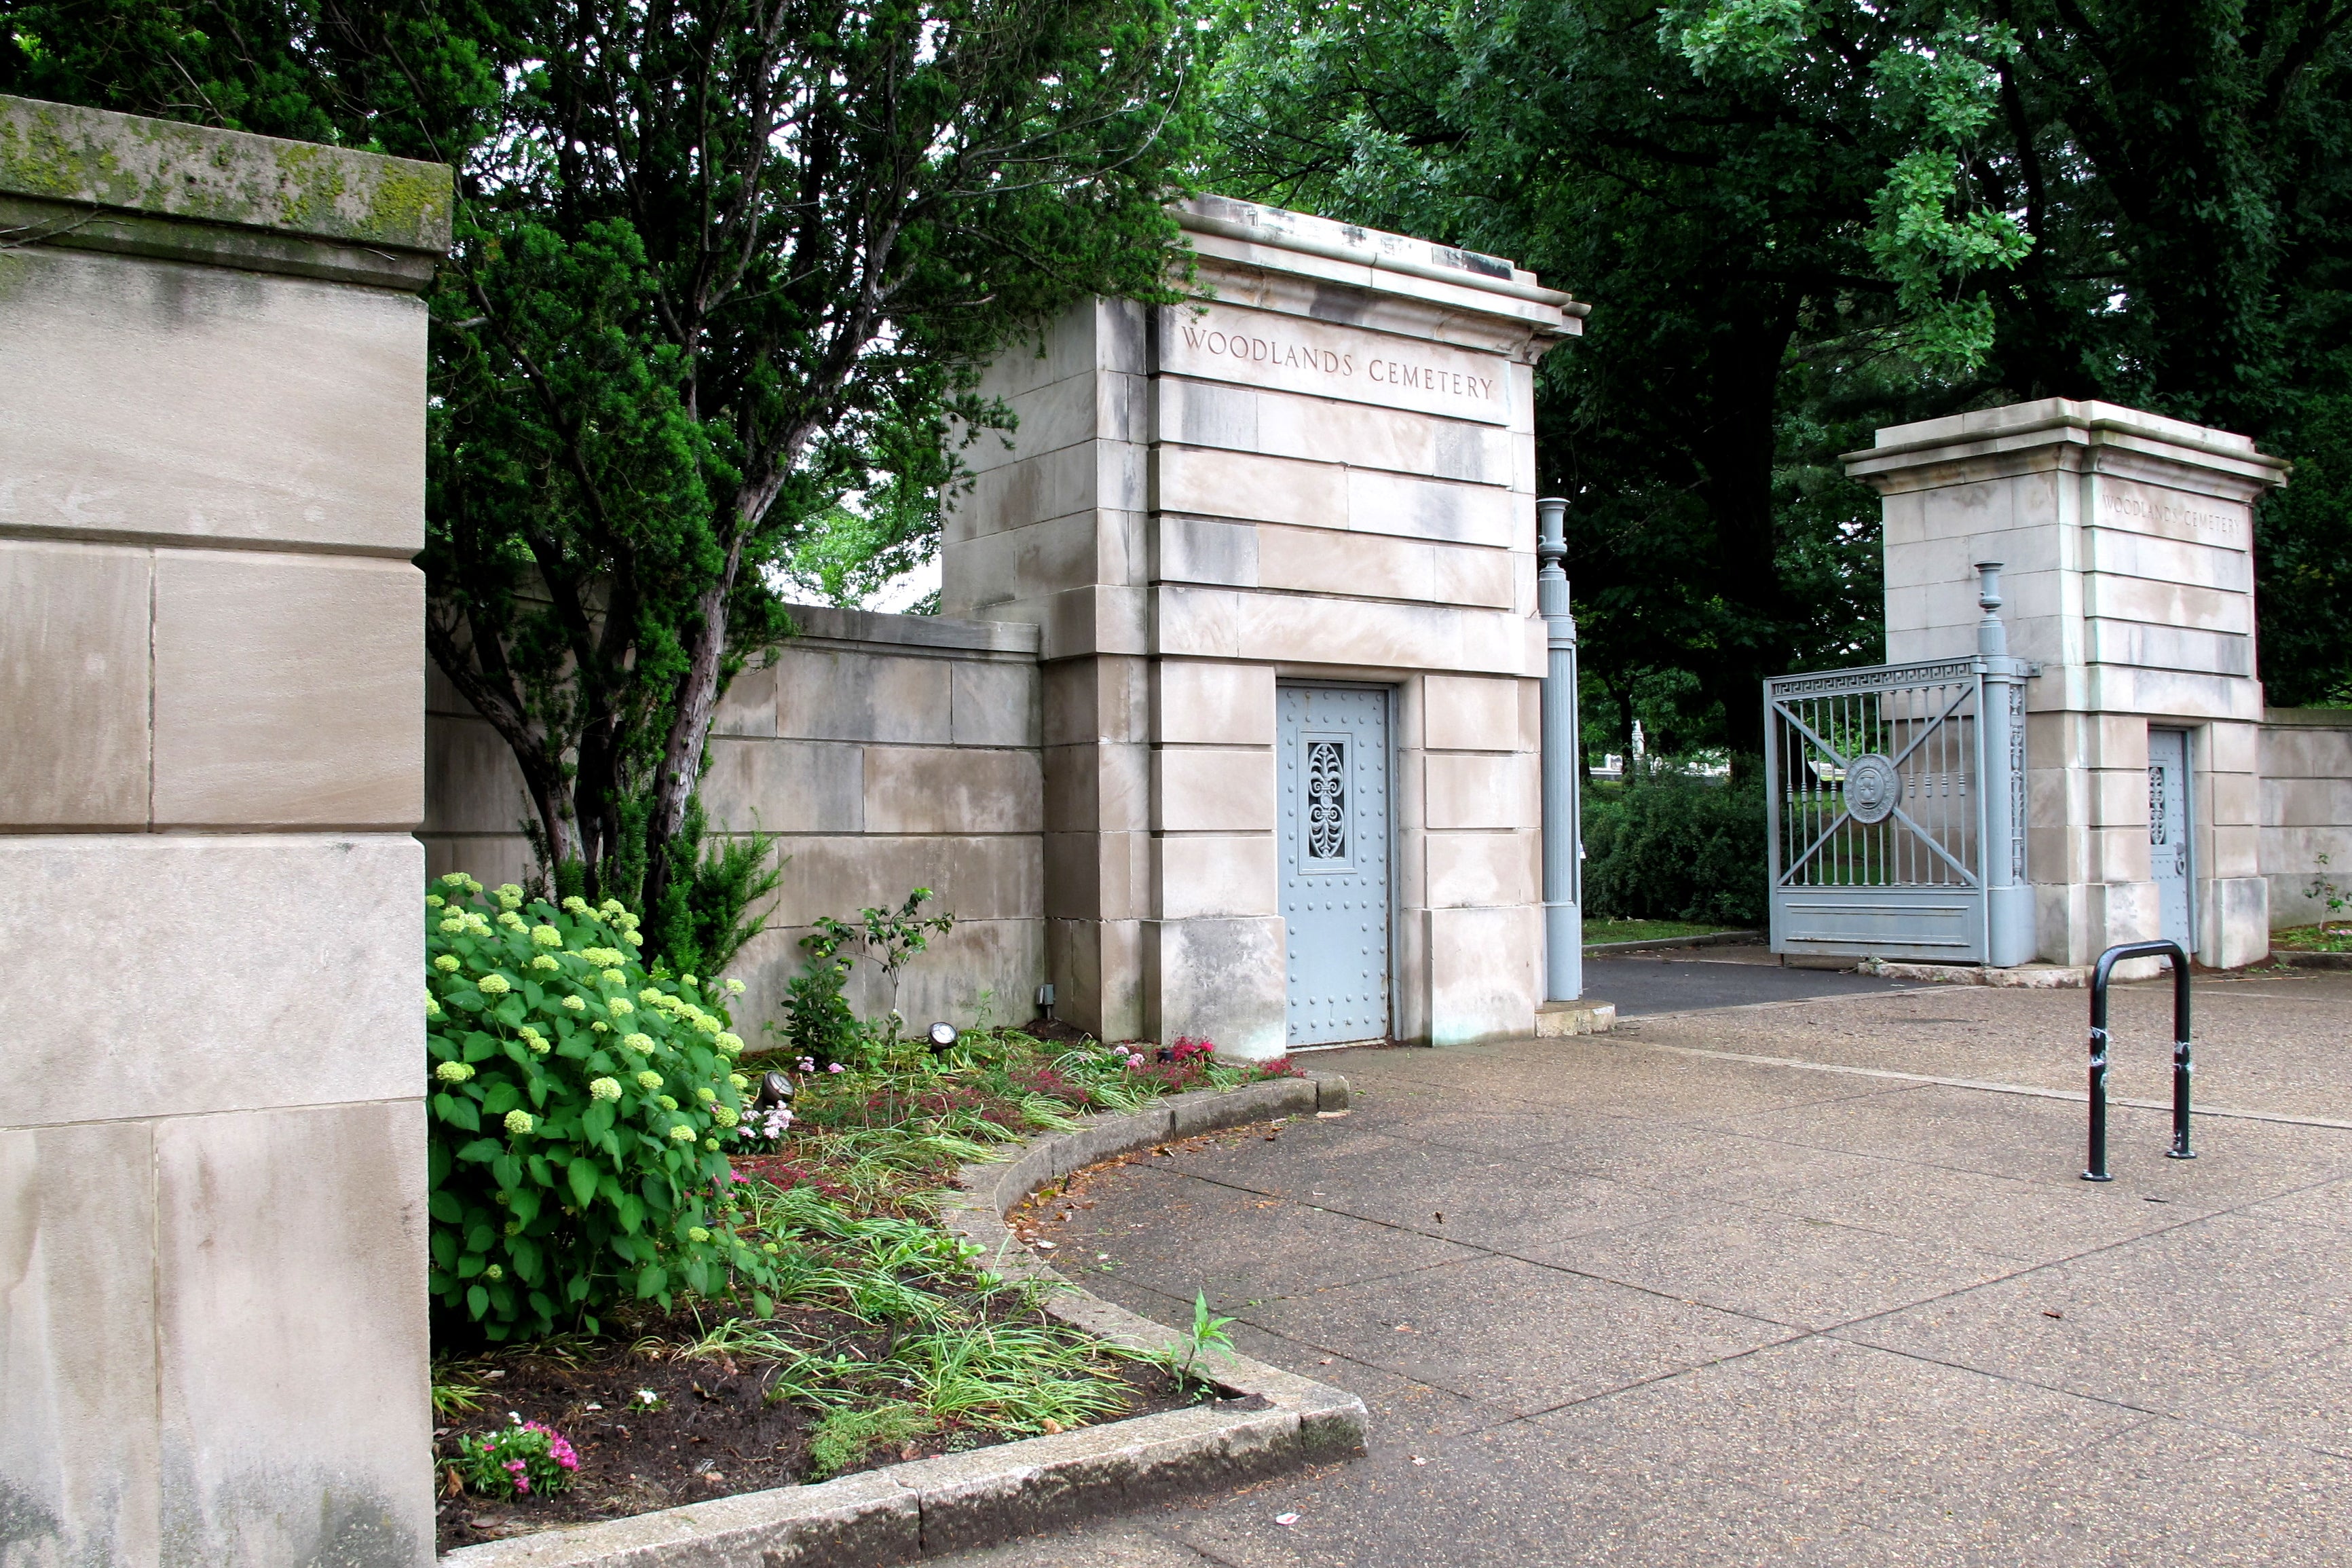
927, 1021, 959, 1050
755, 1072, 794, 1108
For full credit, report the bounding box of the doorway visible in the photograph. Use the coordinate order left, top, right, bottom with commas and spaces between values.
2148, 726, 2192, 953
1278, 684, 1392, 1046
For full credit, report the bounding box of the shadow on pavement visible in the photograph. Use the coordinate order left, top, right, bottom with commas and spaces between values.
1587, 948, 1920, 1017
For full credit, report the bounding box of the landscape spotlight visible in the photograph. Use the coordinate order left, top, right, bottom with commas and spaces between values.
927, 1021, 958, 1050
756, 1071, 794, 1108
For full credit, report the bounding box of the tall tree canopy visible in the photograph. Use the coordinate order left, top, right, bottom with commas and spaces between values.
1195, 0, 2352, 753
5, 0, 1199, 965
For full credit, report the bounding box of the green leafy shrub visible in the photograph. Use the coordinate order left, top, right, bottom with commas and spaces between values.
1582, 770, 1768, 926
777, 889, 956, 1064
425, 873, 773, 1341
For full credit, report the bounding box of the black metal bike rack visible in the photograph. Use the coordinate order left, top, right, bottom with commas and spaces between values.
2083, 939, 2195, 1182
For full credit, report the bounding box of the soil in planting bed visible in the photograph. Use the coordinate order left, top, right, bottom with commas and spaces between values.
433, 1301, 1216, 1553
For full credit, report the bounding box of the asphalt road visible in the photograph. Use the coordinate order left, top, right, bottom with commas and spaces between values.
1584, 947, 1921, 1017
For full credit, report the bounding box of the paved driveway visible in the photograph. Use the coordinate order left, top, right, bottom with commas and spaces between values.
944, 967, 2352, 1566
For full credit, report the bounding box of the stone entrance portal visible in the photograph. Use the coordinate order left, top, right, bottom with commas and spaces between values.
946, 196, 1582, 1053
1279, 684, 1394, 1045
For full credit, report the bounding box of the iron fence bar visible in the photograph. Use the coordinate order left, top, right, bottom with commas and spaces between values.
2082, 939, 2195, 1182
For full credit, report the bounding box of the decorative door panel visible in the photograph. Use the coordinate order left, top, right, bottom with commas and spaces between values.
1280, 685, 1392, 1045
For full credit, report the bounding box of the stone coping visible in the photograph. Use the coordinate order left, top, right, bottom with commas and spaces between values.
0, 93, 450, 288
772, 602, 1043, 659
441, 1073, 1364, 1567
0, 94, 451, 248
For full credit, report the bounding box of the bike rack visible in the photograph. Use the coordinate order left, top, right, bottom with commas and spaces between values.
2083, 938, 2195, 1182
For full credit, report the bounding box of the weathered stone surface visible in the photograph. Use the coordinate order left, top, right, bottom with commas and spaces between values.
1146, 916, 1286, 1058
0, 1119, 163, 1568
438, 1470, 921, 1568
153, 553, 424, 827
155, 1099, 432, 1568
864, 745, 1044, 836
0, 93, 451, 250
1, 834, 424, 1128
0, 538, 150, 825
0, 247, 431, 553
1157, 301, 1514, 426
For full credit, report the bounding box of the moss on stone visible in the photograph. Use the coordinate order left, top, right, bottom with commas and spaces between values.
0, 93, 449, 254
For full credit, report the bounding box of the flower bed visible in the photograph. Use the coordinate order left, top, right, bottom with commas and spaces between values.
424, 874, 1305, 1550
2273, 922, 2352, 953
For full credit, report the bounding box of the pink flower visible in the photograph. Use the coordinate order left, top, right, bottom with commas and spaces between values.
827, 1062, 844, 1074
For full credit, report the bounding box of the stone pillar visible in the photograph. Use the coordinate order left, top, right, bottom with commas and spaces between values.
1847, 400, 2288, 969
0, 97, 447, 1565
947, 197, 1578, 1051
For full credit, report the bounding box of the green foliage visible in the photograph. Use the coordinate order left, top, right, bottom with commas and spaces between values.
9, 0, 1203, 944
1196, 0, 2352, 752
417, 0, 1203, 927
452, 1416, 578, 1499
424, 872, 771, 1342
1161, 1291, 1237, 1383
639, 798, 784, 983
778, 889, 956, 1062
1582, 772, 1768, 927
806, 1402, 936, 1477
779, 919, 867, 1069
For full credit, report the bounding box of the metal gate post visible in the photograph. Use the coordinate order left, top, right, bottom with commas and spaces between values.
2082, 938, 2195, 1181
1974, 563, 2037, 967
1536, 496, 1582, 1002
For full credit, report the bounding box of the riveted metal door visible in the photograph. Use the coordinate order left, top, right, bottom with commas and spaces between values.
1280, 685, 1391, 1045
2149, 727, 2192, 951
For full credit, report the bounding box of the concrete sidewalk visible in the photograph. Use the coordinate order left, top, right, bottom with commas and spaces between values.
941, 970, 2352, 1566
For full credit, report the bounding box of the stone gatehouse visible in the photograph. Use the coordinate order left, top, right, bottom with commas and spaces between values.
430, 197, 1585, 1054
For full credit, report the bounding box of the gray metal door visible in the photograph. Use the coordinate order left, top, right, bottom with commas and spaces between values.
1766, 658, 1994, 961
1280, 685, 1391, 1045
2149, 728, 2192, 950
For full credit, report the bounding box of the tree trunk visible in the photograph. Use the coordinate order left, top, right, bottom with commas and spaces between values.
639, 530, 747, 918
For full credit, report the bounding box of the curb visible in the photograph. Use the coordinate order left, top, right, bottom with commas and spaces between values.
1856, 958, 2101, 988
441, 1074, 1364, 1567
2276, 949, 2352, 971
1583, 929, 1761, 956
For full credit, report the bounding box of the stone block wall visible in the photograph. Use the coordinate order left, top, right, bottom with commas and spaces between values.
0, 96, 447, 1567
2261, 710, 2352, 927
425, 604, 1048, 1036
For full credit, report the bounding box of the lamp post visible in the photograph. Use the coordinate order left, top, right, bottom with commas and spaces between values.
1537, 497, 1582, 1002
1974, 561, 2036, 967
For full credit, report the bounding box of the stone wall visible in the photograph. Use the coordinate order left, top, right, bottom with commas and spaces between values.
2261, 709, 2352, 927
425, 604, 1048, 1035
0, 96, 446, 1566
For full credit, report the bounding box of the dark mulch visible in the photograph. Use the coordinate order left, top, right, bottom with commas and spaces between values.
432, 1299, 1201, 1553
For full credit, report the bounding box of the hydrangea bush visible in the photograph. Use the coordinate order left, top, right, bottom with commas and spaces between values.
426, 873, 774, 1340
